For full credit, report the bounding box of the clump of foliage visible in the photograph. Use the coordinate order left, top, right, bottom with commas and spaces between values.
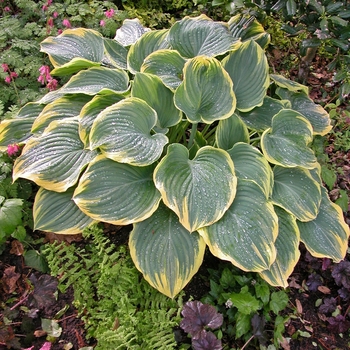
0, 0, 125, 111
44, 224, 183, 349
0, 146, 49, 270
180, 300, 223, 350
200, 264, 289, 348
1, 14, 349, 299
215, 0, 350, 98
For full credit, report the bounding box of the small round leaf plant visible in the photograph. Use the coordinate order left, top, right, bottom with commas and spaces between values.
1, 15, 349, 298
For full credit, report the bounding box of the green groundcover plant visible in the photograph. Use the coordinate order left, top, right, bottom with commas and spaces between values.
0, 14, 349, 298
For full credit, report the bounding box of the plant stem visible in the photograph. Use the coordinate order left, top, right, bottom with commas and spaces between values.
240, 334, 254, 350
188, 123, 197, 148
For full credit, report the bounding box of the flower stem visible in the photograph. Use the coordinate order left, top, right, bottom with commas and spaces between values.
188, 122, 197, 149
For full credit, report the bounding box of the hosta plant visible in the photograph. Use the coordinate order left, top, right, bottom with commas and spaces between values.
0, 14, 349, 298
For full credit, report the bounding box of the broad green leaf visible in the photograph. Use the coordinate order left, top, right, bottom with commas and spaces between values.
33, 187, 95, 234
228, 14, 270, 48
89, 97, 168, 166
222, 40, 269, 112
39, 67, 129, 104
272, 166, 321, 222
270, 74, 309, 95
198, 179, 278, 272
0, 197, 23, 235
40, 28, 104, 67
31, 95, 92, 134
127, 29, 170, 73
51, 57, 100, 76
261, 109, 317, 169
129, 202, 206, 298
154, 144, 237, 232
216, 113, 249, 150
102, 38, 128, 69
168, 14, 237, 58
259, 207, 301, 287
227, 143, 273, 198
269, 290, 289, 314
79, 94, 125, 147
298, 187, 350, 261
174, 56, 236, 123
132, 72, 181, 128
0, 103, 44, 150
73, 155, 161, 225
141, 49, 186, 90
276, 88, 332, 136
13, 118, 98, 192
115, 18, 150, 46
227, 289, 261, 315
238, 96, 287, 131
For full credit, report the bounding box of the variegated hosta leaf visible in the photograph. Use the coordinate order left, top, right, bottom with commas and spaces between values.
215, 113, 249, 150
238, 96, 287, 132
272, 166, 321, 222
102, 38, 128, 70
127, 29, 170, 74
227, 143, 273, 199
132, 72, 181, 128
51, 57, 101, 76
261, 109, 317, 169
154, 144, 237, 232
33, 187, 95, 234
259, 206, 300, 287
228, 14, 270, 49
0, 103, 44, 150
168, 14, 238, 58
174, 56, 236, 123
79, 94, 124, 147
31, 95, 92, 134
222, 40, 269, 112
198, 179, 278, 272
73, 155, 161, 225
13, 118, 99, 192
141, 49, 186, 90
298, 187, 350, 261
40, 28, 104, 67
115, 18, 150, 46
39, 67, 129, 104
270, 74, 309, 95
276, 88, 332, 136
129, 202, 206, 298
89, 97, 168, 166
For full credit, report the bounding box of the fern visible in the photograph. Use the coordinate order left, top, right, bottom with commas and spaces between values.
44, 224, 183, 349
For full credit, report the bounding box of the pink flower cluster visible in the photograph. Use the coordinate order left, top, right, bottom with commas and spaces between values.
100, 8, 115, 27
7, 144, 20, 157
2, 63, 18, 84
38, 65, 58, 91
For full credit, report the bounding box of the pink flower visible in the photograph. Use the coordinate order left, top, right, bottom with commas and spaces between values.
47, 0, 53, 5
4, 6, 10, 12
7, 144, 20, 157
104, 9, 115, 18
10, 71, 18, 78
58, 29, 63, 35
53, 11, 58, 18
1, 63, 9, 72
42, 4, 48, 11
100, 20, 106, 27
62, 19, 71, 28
47, 78, 58, 91
5, 76, 11, 83
39, 65, 50, 77
47, 17, 54, 28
